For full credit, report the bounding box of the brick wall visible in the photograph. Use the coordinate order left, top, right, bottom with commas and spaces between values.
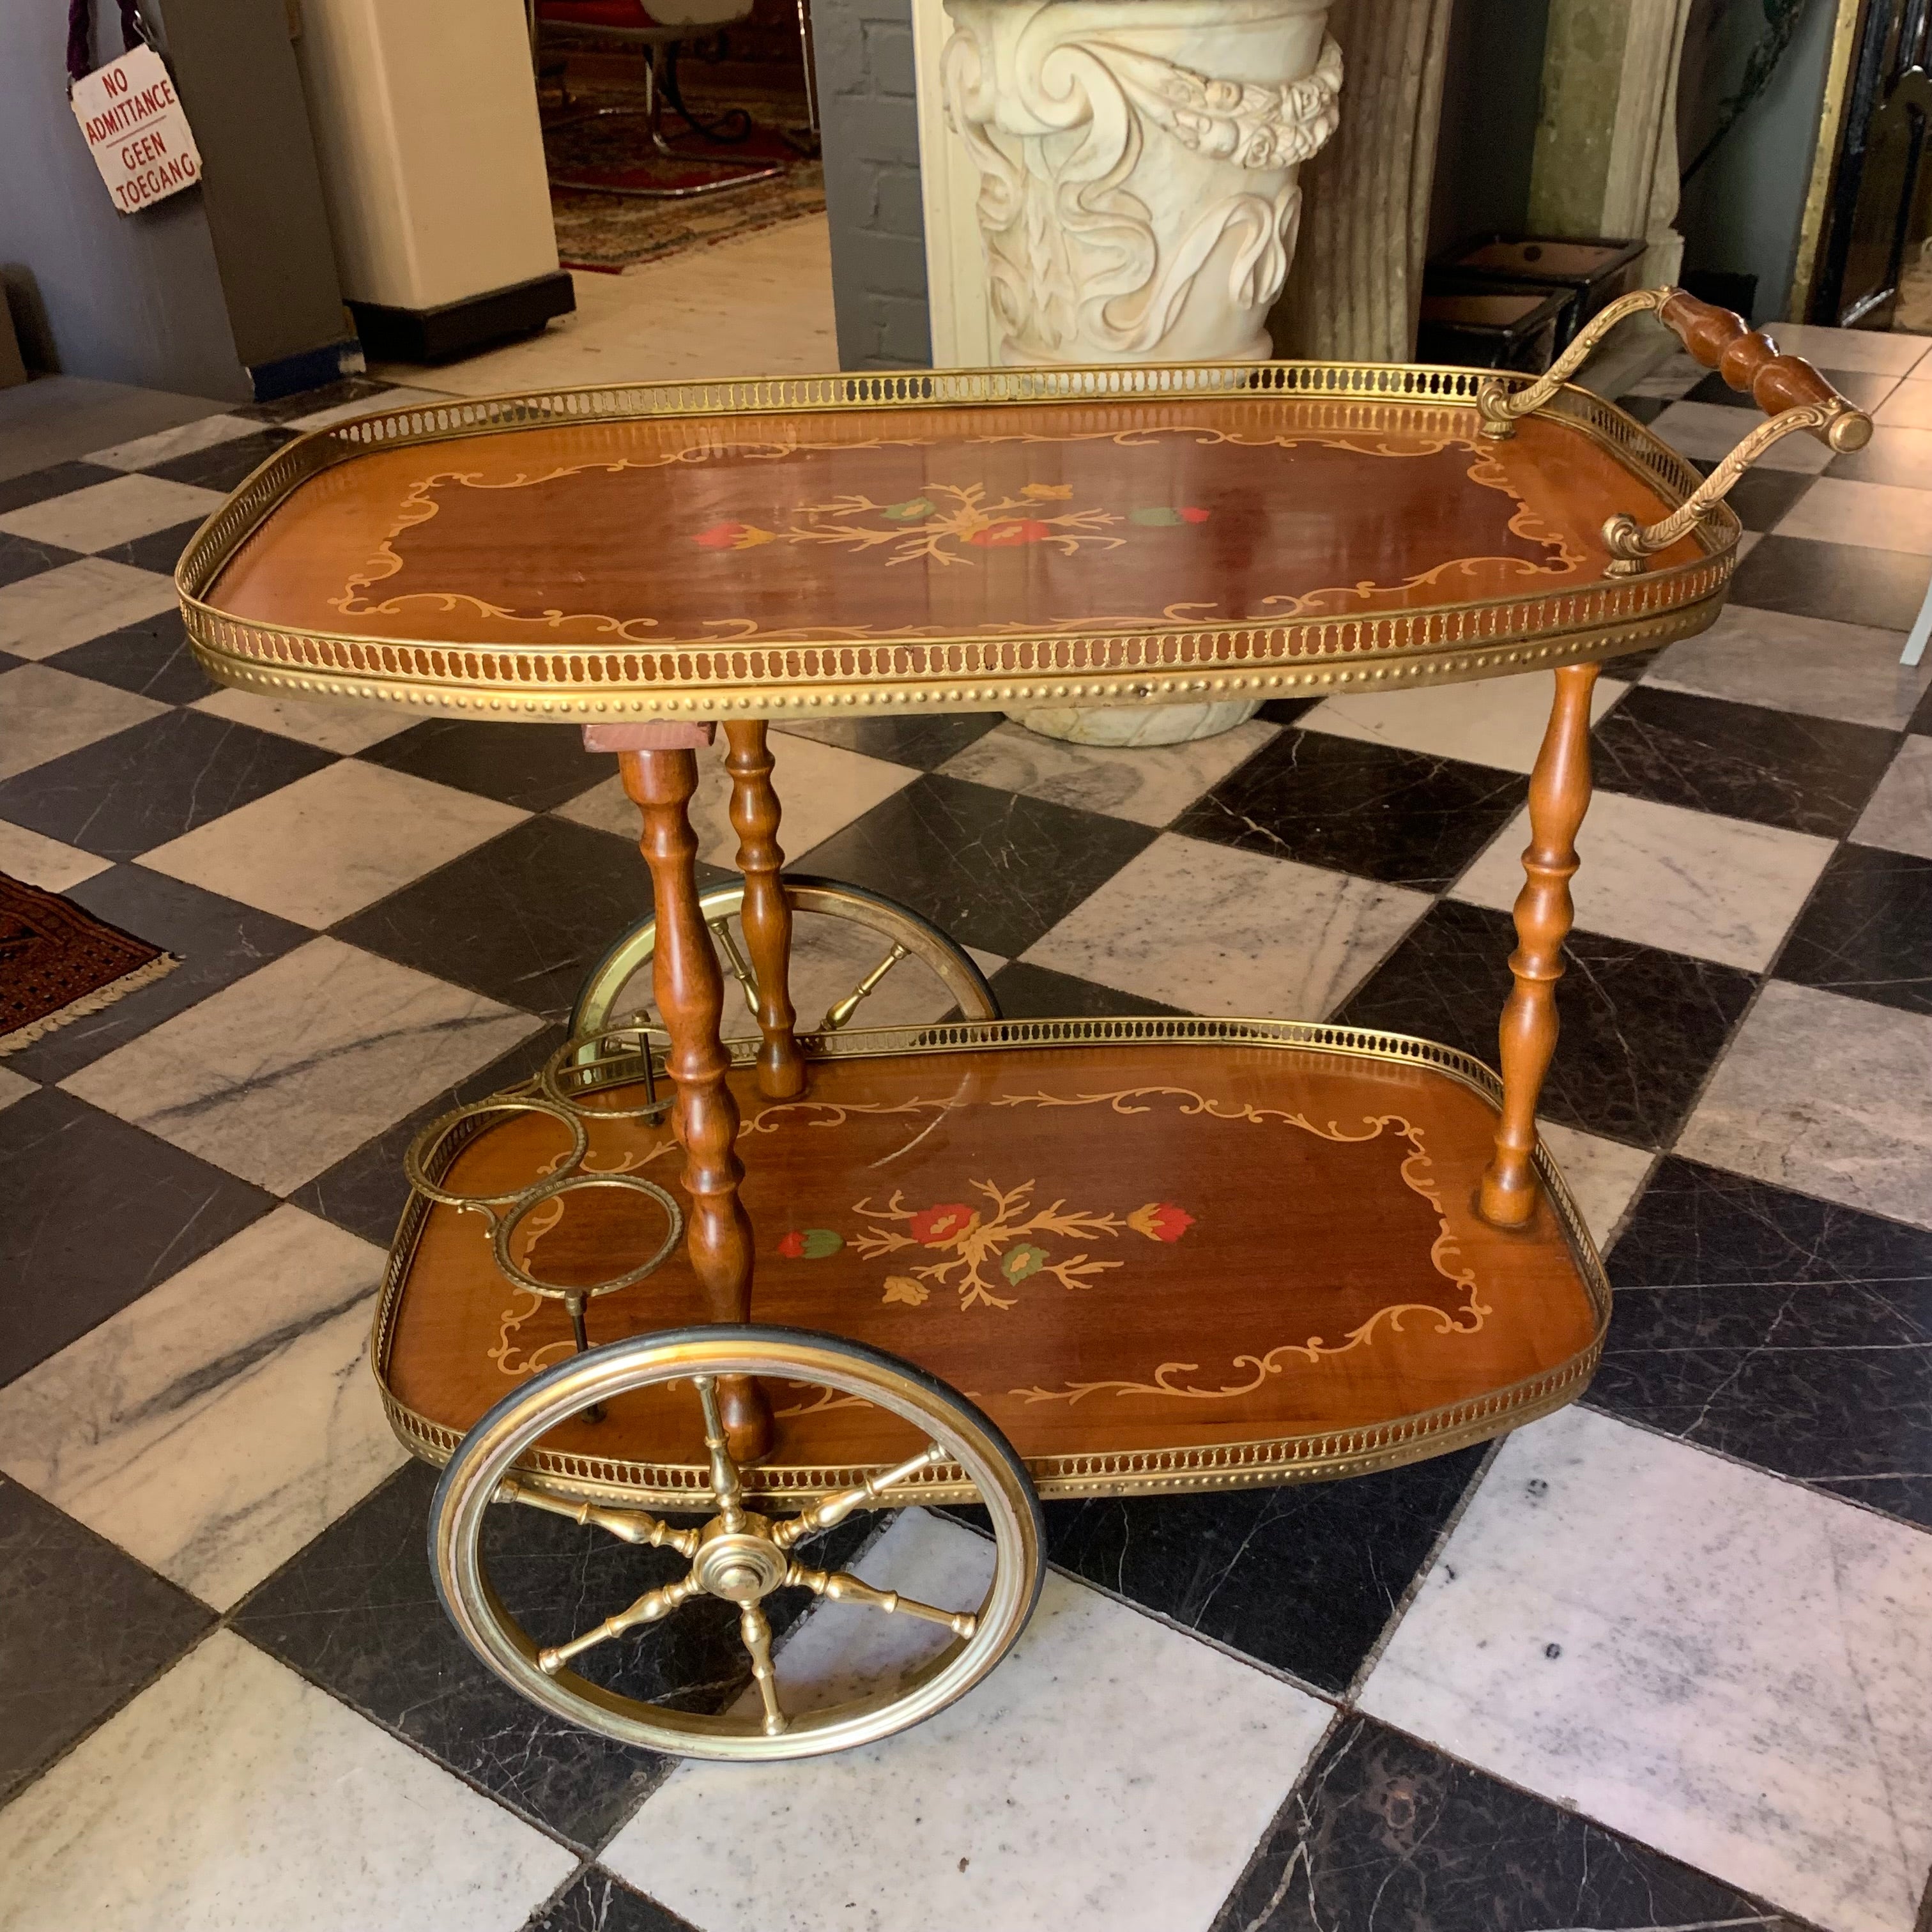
810, 0, 933, 369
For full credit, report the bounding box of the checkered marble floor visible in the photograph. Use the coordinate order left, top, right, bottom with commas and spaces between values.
3, 335, 1931, 1932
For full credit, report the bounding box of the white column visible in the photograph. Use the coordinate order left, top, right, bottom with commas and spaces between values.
935, 0, 1339, 742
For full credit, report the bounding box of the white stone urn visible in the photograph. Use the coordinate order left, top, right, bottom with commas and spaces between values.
940, 0, 1340, 744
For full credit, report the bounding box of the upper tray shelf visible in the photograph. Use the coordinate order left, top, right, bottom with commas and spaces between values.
174, 358, 1736, 723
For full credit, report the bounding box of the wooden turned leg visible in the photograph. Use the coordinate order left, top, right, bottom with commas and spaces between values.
1480, 663, 1598, 1228
620, 749, 772, 1461
723, 721, 805, 1101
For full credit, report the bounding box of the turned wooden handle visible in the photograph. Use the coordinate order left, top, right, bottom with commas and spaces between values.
1657, 289, 1872, 450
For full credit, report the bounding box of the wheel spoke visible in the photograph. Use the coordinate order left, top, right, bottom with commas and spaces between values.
694, 1376, 746, 1531
537, 1575, 700, 1675
496, 1476, 700, 1557
709, 917, 762, 1017
819, 941, 911, 1031
739, 1602, 787, 1735
772, 1443, 948, 1549
786, 1561, 977, 1639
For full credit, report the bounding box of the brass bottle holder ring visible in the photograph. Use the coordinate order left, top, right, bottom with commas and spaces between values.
403, 1038, 686, 1363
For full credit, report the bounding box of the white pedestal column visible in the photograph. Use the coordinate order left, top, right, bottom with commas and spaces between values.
939, 0, 1340, 744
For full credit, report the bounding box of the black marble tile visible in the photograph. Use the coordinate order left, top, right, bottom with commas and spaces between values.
1038, 1448, 1485, 1691
139, 429, 296, 492
0, 1476, 214, 1802
360, 718, 611, 813
0, 1089, 274, 1383
1255, 696, 1322, 725
0, 650, 21, 674
1590, 684, 1898, 836
1728, 533, 1928, 632
0, 461, 120, 516
527, 1869, 696, 1932
1338, 899, 1757, 1148
0, 707, 335, 861
774, 712, 1001, 769
1173, 731, 1527, 890
234, 375, 399, 425
46, 606, 217, 705
1913, 677, 1932, 737
986, 958, 1185, 1020
1775, 841, 1932, 1016
1598, 1158, 1932, 1530
1685, 365, 1896, 410
93, 519, 206, 576
332, 814, 686, 1020
1611, 392, 1669, 424
1827, 431, 1932, 487
795, 773, 1156, 957
293, 1022, 571, 1245
6, 869, 313, 1083
1725, 466, 1817, 532
1211, 1715, 1804, 1932
0, 532, 82, 588
234, 1459, 870, 1850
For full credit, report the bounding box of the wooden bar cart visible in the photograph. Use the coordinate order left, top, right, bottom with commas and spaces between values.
175, 290, 1869, 1761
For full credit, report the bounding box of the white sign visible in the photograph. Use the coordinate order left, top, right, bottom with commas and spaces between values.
70, 45, 203, 216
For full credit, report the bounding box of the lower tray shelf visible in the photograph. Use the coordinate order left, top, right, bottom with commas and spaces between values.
375, 1018, 1608, 1503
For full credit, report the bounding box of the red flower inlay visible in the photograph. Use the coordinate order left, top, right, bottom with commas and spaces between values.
693, 521, 750, 549
908, 1202, 978, 1246
1128, 1201, 1194, 1243
964, 519, 1052, 548
778, 1229, 807, 1258
1178, 506, 1210, 524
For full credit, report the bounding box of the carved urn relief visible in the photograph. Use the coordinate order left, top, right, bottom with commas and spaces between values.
940, 0, 1341, 742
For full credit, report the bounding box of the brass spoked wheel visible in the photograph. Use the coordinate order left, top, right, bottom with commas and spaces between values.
430, 1325, 1045, 1761
571, 875, 1000, 1045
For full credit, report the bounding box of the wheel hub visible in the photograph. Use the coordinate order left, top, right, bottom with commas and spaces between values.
691, 1512, 788, 1602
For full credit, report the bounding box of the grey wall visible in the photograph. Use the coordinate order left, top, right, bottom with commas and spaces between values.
1677, 0, 1838, 322
812, 0, 933, 369
0, 0, 346, 397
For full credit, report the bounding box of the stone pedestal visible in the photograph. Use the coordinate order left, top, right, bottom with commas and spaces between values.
1527, 0, 1696, 289
939, 0, 1340, 742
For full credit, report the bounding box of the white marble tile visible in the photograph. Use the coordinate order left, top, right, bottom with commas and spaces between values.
0, 663, 169, 780
1773, 476, 1932, 556
84, 413, 264, 471
0, 472, 225, 552
0, 1630, 574, 1932
556, 730, 916, 864
1736, 527, 1764, 561
0, 1207, 404, 1608
1535, 1120, 1655, 1252
282, 384, 457, 431
1853, 735, 1932, 858
1625, 351, 1707, 400
1649, 400, 1834, 473
0, 556, 180, 658
1875, 377, 1932, 431
374, 223, 836, 395
60, 937, 540, 1193
1451, 790, 1836, 972
1678, 981, 1932, 1231
606, 1510, 1331, 1932
0, 1066, 38, 1110
1360, 1405, 1932, 1932
1024, 832, 1429, 1017
0, 815, 113, 891
936, 717, 1278, 825
1298, 673, 1626, 775
1768, 320, 1932, 375
139, 760, 526, 928
188, 686, 417, 754
1642, 602, 1932, 729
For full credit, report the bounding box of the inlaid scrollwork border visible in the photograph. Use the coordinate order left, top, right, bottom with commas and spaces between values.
178, 360, 1738, 721
370, 1016, 1611, 1508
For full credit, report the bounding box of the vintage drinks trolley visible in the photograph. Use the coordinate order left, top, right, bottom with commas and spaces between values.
177, 290, 1869, 1761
